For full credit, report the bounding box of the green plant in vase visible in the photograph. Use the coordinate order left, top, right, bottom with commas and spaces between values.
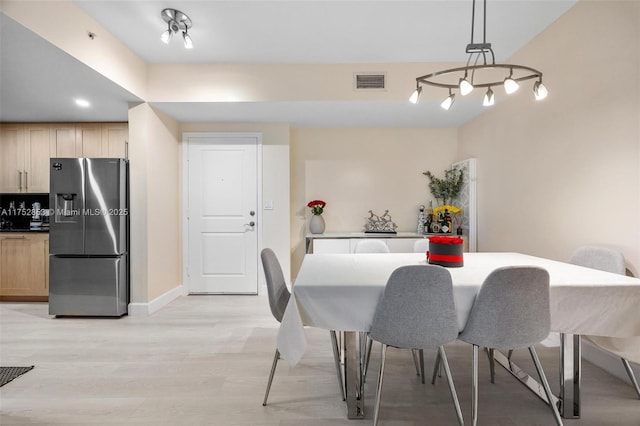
422, 167, 464, 206
422, 167, 464, 233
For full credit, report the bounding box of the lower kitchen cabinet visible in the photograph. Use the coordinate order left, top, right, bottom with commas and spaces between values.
0, 233, 49, 301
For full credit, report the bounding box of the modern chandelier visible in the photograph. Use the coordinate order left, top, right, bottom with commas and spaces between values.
409, 0, 548, 110
160, 8, 194, 49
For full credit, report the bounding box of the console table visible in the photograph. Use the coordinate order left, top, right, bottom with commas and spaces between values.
305, 232, 471, 254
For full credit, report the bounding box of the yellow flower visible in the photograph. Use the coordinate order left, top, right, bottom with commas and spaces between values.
433, 205, 461, 216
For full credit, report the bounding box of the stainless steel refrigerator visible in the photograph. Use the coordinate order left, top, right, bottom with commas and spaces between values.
49, 158, 129, 316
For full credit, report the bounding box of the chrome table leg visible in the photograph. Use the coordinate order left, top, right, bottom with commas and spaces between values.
493, 350, 560, 407
344, 331, 365, 419
492, 334, 581, 420
560, 333, 581, 419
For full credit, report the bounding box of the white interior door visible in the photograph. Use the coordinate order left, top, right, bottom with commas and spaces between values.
186, 135, 259, 294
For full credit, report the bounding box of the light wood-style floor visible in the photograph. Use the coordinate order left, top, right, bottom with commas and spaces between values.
1, 295, 639, 425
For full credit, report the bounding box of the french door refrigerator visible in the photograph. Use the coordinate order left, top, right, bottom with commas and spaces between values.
49, 158, 129, 316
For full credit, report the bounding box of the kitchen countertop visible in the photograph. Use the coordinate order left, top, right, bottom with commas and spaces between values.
0, 228, 49, 233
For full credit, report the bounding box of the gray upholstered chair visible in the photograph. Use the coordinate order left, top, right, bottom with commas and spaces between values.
260, 248, 345, 405
354, 239, 390, 253
569, 245, 640, 399
459, 266, 563, 426
369, 265, 464, 426
413, 239, 429, 253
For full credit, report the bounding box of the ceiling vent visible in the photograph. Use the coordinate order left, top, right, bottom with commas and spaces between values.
354, 73, 386, 90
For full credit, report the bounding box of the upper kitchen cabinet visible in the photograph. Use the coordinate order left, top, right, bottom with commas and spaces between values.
50, 123, 128, 158
75, 123, 103, 158
0, 124, 50, 193
101, 123, 128, 158
50, 124, 78, 158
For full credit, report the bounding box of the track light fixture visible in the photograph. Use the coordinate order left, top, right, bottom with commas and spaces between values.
483, 87, 494, 106
441, 89, 455, 110
409, 85, 422, 104
533, 80, 548, 100
161, 8, 193, 49
409, 0, 547, 110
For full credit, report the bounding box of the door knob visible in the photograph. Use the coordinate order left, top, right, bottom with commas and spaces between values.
244, 221, 255, 227
250, 210, 256, 216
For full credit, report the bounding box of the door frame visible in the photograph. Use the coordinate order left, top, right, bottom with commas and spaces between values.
181, 132, 263, 295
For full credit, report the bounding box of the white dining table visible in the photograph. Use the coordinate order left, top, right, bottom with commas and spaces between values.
277, 252, 640, 419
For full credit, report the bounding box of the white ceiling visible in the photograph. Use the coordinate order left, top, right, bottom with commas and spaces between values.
1, 0, 578, 126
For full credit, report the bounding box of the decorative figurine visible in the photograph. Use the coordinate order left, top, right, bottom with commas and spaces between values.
364, 210, 398, 233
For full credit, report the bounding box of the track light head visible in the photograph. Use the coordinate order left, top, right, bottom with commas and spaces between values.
533, 80, 548, 100
441, 91, 455, 110
409, 86, 422, 104
459, 77, 474, 96
483, 87, 495, 106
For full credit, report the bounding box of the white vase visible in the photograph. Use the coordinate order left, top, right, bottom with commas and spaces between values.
309, 214, 326, 234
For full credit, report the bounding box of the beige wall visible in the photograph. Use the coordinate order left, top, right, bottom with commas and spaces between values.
458, 0, 640, 275
290, 127, 458, 276
147, 63, 460, 103
180, 123, 291, 285
128, 103, 181, 302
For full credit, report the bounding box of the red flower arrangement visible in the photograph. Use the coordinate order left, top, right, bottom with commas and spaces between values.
428, 236, 464, 245
307, 200, 326, 215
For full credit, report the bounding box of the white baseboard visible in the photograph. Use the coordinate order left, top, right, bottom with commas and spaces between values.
127, 284, 187, 316
582, 338, 640, 385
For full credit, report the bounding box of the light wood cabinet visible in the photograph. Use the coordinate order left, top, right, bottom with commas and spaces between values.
50, 123, 127, 158
0, 124, 50, 193
0, 124, 24, 192
102, 123, 128, 158
76, 123, 103, 158
1, 122, 128, 193
50, 124, 78, 158
24, 125, 51, 193
0, 233, 49, 299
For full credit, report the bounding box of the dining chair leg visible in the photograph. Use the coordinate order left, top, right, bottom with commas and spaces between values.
528, 346, 564, 426
488, 348, 495, 384
431, 350, 442, 384
263, 348, 280, 406
411, 349, 421, 376
419, 349, 425, 384
621, 358, 640, 399
373, 344, 388, 426
330, 330, 346, 401
438, 346, 465, 426
363, 335, 373, 383
472, 345, 479, 426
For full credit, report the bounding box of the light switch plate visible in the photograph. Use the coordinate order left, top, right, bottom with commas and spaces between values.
264, 200, 273, 210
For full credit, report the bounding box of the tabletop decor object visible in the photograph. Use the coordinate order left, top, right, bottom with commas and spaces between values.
427, 236, 464, 267
423, 167, 464, 233
307, 200, 326, 234
416, 205, 426, 234
364, 210, 398, 234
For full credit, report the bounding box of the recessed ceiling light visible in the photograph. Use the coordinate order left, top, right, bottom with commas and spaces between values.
75, 99, 90, 108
